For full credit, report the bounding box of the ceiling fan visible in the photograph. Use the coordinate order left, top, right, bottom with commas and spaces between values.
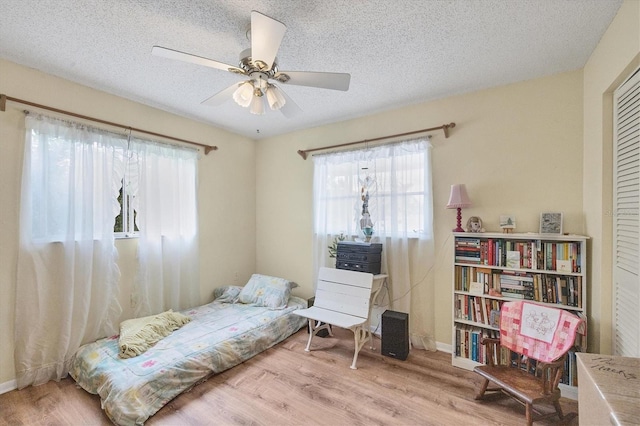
151, 10, 351, 117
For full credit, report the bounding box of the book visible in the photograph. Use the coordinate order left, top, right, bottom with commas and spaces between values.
507, 250, 520, 269
469, 281, 484, 296
557, 259, 572, 273
489, 309, 501, 328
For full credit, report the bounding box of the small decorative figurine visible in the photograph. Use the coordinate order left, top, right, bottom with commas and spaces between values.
466, 216, 484, 233
360, 187, 374, 241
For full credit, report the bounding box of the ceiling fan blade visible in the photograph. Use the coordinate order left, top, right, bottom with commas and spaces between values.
250, 11, 286, 70
152, 46, 244, 74
274, 71, 351, 91
201, 82, 240, 106
276, 87, 303, 118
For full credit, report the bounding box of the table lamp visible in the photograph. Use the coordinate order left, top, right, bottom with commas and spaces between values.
446, 184, 471, 232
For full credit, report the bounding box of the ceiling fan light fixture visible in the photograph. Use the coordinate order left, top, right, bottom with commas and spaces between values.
233, 81, 254, 108
153, 11, 350, 118
249, 93, 265, 115
266, 85, 286, 110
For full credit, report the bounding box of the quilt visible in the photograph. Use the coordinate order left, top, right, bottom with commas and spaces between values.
69, 295, 307, 425
499, 300, 583, 363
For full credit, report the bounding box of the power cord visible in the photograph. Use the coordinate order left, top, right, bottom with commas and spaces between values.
373, 232, 453, 306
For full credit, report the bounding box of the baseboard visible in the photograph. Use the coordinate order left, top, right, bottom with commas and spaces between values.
559, 383, 578, 400
0, 379, 17, 395
436, 341, 452, 353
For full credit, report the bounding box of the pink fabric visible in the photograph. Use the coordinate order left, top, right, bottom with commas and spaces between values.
499, 301, 583, 363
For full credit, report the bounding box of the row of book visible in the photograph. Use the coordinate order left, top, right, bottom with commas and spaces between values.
454, 266, 583, 308
455, 238, 582, 273
454, 325, 500, 364
454, 294, 501, 327
562, 350, 579, 387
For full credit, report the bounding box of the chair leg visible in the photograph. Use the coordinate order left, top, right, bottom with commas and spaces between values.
475, 378, 490, 400
304, 320, 314, 352
525, 403, 533, 426
553, 400, 564, 420
350, 326, 369, 370
350, 329, 362, 369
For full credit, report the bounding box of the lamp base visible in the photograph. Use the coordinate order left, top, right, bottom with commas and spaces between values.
453, 207, 465, 232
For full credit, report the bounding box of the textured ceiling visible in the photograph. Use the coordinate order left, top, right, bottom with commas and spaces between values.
0, 0, 622, 140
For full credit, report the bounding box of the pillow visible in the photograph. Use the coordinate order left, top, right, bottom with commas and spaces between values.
118, 310, 191, 359
212, 285, 243, 303
237, 274, 295, 309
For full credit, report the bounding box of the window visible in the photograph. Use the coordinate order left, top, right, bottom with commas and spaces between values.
313, 138, 433, 239
16, 113, 200, 388
311, 137, 436, 346
24, 115, 128, 243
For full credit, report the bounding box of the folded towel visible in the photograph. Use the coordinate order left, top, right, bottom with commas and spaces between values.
118, 310, 191, 359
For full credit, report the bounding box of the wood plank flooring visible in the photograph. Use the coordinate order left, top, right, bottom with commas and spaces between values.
0, 327, 579, 425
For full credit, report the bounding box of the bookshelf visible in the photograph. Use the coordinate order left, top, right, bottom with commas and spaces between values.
451, 232, 588, 398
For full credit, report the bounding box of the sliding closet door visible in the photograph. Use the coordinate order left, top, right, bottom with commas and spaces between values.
613, 68, 640, 357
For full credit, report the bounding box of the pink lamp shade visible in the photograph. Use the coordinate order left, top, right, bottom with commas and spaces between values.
446, 184, 471, 232
446, 184, 471, 208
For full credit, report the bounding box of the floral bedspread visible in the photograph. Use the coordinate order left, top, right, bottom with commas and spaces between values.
69, 296, 307, 425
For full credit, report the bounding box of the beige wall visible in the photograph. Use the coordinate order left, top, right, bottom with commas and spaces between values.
0, 59, 257, 385
582, 0, 640, 355
257, 70, 585, 346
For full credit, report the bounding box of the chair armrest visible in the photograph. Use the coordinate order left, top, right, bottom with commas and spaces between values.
534, 355, 567, 392
479, 337, 500, 346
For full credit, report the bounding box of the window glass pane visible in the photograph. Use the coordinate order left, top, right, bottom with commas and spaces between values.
114, 183, 139, 234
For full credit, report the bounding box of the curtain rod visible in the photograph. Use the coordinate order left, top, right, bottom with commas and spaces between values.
0, 94, 218, 155
296, 122, 455, 160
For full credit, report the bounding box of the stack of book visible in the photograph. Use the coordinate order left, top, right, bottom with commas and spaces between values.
499, 273, 534, 300
455, 238, 481, 264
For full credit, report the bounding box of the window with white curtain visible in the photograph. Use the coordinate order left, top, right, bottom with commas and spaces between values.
313, 138, 433, 240
26, 118, 127, 242
15, 113, 200, 388
312, 137, 436, 350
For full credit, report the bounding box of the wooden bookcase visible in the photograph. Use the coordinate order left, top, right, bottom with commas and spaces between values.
451, 232, 588, 398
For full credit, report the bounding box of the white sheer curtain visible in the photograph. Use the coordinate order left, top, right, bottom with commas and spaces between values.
15, 114, 125, 387
312, 138, 436, 350
129, 138, 200, 317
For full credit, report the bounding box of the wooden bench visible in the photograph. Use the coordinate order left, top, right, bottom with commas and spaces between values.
294, 267, 374, 369
473, 301, 582, 426
474, 338, 573, 426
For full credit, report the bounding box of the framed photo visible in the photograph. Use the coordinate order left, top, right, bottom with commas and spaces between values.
539, 212, 563, 234
499, 215, 516, 230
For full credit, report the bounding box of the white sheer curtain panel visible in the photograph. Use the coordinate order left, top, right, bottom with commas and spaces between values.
312, 138, 436, 350
129, 139, 200, 317
15, 114, 126, 388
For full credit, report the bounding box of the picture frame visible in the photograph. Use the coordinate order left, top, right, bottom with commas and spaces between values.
499, 215, 516, 230
539, 212, 563, 234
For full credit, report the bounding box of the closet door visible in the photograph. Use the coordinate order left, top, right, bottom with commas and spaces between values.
613, 68, 640, 357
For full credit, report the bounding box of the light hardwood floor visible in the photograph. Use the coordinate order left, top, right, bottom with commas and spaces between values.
0, 327, 578, 425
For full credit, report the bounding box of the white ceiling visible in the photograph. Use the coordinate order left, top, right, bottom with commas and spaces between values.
0, 0, 622, 140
